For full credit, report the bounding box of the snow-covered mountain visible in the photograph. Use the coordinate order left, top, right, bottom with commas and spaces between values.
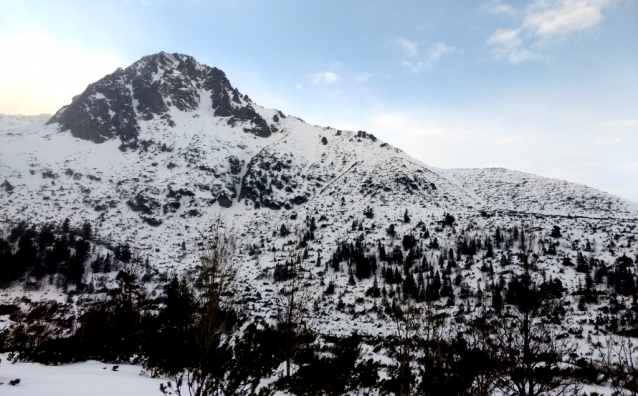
0, 114, 52, 131
1, 52, 636, 337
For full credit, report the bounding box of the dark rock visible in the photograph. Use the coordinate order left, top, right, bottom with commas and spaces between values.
184, 209, 202, 217
142, 216, 162, 226
292, 195, 307, 205
205, 67, 235, 116
127, 193, 160, 215
227, 105, 271, 138
264, 200, 281, 210
42, 170, 58, 179
232, 89, 242, 104
356, 130, 377, 141
228, 156, 243, 175
1, 180, 14, 192
48, 67, 140, 143
218, 194, 233, 208
167, 187, 195, 198
163, 201, 181, 214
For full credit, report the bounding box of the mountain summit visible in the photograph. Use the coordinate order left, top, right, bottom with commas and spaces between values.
48, 52, 271, 145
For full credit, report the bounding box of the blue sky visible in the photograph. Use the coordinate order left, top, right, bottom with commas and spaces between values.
1, 0, 637, 201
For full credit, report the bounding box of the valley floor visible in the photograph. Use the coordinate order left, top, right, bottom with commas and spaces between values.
0, 357, 618, 396
0, 356, 163, 396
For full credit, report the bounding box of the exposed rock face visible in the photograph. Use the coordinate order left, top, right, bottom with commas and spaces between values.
48, 72, 139, 144
227, 105, 271, 138
47, 52, 262, 143
239, 150, 310, 210
1, 180, 14, 193
227, 156, 243, 175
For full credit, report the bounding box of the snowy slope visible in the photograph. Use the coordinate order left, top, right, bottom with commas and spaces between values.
445, 167, 638, 219
1, 52, 636, 341
0, 356, 165, 396
0, 114, 51, 131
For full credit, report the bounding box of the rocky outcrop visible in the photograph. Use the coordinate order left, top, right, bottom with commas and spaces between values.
227, 105, 272, 138
48, 70, 139, 144
48, 52, 255, 143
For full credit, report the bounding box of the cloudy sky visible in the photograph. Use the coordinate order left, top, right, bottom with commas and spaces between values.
1, 0, 637, 201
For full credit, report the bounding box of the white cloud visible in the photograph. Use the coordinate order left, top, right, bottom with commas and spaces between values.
355, 73, 372, 83
395, 37, 419, 56
486, 0, 614, 64
295, 83, 304, 90
310, 71, 339, 85
401, 42, 456, 73
0, 34, 121, 115
482, 0, 518, 16
486, 29, 537, 63
429, 42, 455, 63
524, 0, 608, 37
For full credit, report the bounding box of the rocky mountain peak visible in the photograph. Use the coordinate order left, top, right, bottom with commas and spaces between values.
47, 52, 268, 146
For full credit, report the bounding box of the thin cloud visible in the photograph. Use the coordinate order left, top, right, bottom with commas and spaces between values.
310, 71, 339, 85
395, 37, 419, 56
486, 0, 614, 64
481, 0, 518, 16
429, 42, 455, 63
402, 42, 455, 73
355, 73, 372, 83
486, 29, 537, 63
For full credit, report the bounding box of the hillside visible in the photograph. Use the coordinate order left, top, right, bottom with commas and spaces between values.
1, 52, 637, 380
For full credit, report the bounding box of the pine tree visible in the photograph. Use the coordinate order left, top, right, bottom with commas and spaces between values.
62, 218, 71, 234
364, 206, 374, 219
279, 224, 290, 237
81, 221, 92, 241
387, 224, 396, 238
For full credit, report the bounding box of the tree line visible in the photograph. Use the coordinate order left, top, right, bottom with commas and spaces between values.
0, 217, 636, 395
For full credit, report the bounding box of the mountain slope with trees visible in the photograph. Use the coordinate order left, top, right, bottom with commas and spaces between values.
0, 52, 636, 395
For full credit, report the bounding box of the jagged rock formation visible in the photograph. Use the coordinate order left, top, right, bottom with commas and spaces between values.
47, 52, 270, 145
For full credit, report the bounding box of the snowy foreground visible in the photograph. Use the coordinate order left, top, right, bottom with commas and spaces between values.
0, 358, 616, 396
0, 357, 302, 396
0, 357, 163, 395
